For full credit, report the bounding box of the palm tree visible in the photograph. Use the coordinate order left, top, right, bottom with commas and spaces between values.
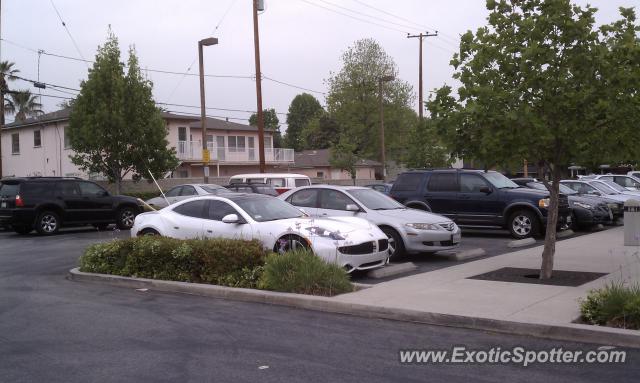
0, 61, 20, 178
5, 90, 43, 122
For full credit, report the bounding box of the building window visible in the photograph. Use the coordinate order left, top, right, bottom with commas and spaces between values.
63, 127, 71, 149
317, 171, 324, 178
228, 136, 246, 152
177, 169, 189, 178
33, 130, 42, 147
11, 133, 19, 154
178, 127, 187, 142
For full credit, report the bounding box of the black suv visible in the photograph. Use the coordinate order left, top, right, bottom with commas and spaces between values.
389, 169, 571, 239
0, 177, 143, 235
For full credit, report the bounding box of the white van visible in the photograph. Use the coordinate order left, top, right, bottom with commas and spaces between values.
228, 173, 311, 195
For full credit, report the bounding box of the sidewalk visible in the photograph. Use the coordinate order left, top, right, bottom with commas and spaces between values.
335, 226, 640, 328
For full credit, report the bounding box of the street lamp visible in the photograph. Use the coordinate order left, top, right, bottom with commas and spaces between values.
378, 75, 394, 179
198, 37, 219, 184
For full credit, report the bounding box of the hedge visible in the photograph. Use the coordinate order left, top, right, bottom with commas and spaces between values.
580, 281, 640, 330
79, 237, 266, 288
123, 191, 161, 201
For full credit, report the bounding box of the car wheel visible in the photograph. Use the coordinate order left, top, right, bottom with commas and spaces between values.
508, 210, 539, 239
93, 223, 110, 231
116, 207, 137, 230
13, 224, 32, 235
274, 235, 310, 254
380, 226, 405, 260
139, 228, 160, 236
36, 211, 60, 235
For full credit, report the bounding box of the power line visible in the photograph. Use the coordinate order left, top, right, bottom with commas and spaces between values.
312, 0, 422, 33
49, 0, 89, 68
263, 75, 325, 95
298, 0, 408, 34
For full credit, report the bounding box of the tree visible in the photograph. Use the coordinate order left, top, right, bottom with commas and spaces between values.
68, 30, 178, 194
5, 90, 43, 121
285, 93, 323, 151
249, 108, 282, 147
301, 112, 341, 150
0, 60, 19, 178
404, 119, 452, 169
329, 137, 359, 185
326, 38, 414, 162
427, 0, 640, 279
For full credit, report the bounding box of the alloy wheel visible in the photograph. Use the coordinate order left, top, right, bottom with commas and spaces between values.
40, 214, 58, 233
512, 215, 532, 236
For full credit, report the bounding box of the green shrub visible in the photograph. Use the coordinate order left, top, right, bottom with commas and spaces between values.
123, 191, 161, 201
580, 281, 640, 329
79, 237, 267, 286
258, 249, 353, 296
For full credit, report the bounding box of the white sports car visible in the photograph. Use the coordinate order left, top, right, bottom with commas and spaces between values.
131, 194, 390, 272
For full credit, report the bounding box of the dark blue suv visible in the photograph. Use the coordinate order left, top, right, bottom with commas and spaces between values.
389, 169, 571, 239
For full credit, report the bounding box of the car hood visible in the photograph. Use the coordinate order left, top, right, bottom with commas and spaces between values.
508, 187, 550, 198
568, 195, 601, 206
371, 208, 449, 224
278, 216, 378, 234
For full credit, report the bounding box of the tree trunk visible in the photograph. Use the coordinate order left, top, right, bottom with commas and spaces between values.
0, 87, 4, 179
539, 164, 561, 279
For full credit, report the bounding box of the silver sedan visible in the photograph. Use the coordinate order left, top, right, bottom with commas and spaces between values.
279, 185, 461, 258
146, 184, 231, 209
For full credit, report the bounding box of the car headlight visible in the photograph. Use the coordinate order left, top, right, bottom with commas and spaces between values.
405, 223, 445, 231
538, 198, 550, 208
607, 203, 619, 211
572, 202, 594, 210
305, 226, 345, 240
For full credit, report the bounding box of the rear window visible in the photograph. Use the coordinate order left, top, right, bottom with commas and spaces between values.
0, 182, 20, 197
21, 181, 55, 196
294, 178, 310, 187
393, 173, 424, 192
229, 178, 243, 184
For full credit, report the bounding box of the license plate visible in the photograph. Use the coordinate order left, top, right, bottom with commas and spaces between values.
1, 202, 5, 208
566, 215, 572, 223
452, 233, 461, 244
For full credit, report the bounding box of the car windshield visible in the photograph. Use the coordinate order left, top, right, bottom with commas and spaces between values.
0, 182, 19, 197
529, 182, 576, 195
589, 182, 618, 195
601, 180, 627, 193
346, 189, 405, 210
233, 196, 304, 222
484, 172, 519, 189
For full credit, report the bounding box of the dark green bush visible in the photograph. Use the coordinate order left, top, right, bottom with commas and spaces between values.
580, 281, 640, 329
79, 237, 267, 286
258, 249, 353, 296
123, 191, 160, 201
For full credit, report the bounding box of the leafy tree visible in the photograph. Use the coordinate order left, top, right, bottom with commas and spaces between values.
284, 93, 324, 151
301, 112, 341, 150
57, 98, 75, 109
404, 119, 452, 169
329, 137, 359, 185
326, 38, 414, 162
249, 108, 282, 147
68, 31, 178, 194
0, 60, 19, 178
5, 90, 43, 121
427, 0, 640, 279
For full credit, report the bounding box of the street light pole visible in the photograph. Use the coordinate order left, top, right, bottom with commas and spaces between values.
252, 0, 266, 173
378, 75, 394, 180
198, 37, 218, 184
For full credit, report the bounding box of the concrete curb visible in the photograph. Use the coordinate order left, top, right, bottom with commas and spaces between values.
557, 229, 575, 239
508, 238, 537, 248
439, 248, 486, 261
367, 262, 417, 279
68, 268, 640, 349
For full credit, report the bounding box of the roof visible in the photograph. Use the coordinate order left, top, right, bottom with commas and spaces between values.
293, 149, 381, 168
2, 108, 266, 133
229, 173, 310, 179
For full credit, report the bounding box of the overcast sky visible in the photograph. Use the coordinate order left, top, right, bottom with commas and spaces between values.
1, 0, 636, 130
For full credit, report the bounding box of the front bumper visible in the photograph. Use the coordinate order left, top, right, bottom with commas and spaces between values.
403, 226, 462, 253
313, 239, 389, 273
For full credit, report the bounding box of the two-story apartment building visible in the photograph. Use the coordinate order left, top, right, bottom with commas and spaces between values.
0, 108, 295, 179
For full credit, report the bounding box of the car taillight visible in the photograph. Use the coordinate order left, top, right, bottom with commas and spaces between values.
15, 195, 24, 207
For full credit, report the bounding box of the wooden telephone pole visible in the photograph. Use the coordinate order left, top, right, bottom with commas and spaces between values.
252, 0, 266, 173
407, 32, 438, 120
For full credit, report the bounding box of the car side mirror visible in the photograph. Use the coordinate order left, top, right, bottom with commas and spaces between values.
479, 186, 492, 194
100, 190, 109, 197
222, 214, 240, 224
345, 204, 360, 212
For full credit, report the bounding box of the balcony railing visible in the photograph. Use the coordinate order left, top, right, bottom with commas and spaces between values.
176, 141, 294, 163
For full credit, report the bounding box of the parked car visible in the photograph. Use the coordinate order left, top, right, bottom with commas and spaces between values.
511, 178, 613, 229
146, 184, 230, 209
224, 182, 278, 196
560, 179, 634, 204
558, 179, 624, 221
0, 177, 143, 235
389, 169, 572, 239
132, 194, 389, 272
590, 179, 640, 197
627, 171, 640, 179
279, 185, 461, 258
591, 174, 640, 191
228, 173, 311, 194
364, 183, 394, 195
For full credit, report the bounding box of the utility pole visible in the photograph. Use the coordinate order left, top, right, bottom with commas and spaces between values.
252, 0, 266, 173
198, 37, 219, 184
378, 75, 394, 179
0, 0, 3, 179
407, 32, 438, 120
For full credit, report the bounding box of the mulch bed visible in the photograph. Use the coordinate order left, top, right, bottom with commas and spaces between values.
468, 267, 607, 287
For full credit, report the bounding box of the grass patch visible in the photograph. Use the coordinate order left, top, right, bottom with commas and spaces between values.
580, 281, 640, 330
258, 249, 353, 296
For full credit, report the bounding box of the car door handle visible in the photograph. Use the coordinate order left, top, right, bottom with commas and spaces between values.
173, 226, 179, 229
321, 213, 328, 216
207, 230, 213, 233
460, 195, 471, 200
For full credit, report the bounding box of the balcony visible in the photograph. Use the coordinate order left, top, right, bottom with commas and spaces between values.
176, 141, 294, 163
